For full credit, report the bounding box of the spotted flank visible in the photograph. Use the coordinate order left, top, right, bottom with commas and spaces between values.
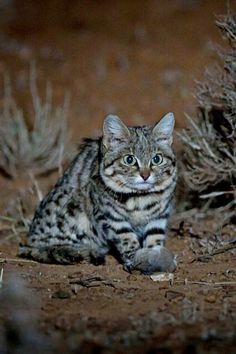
19, 113, 177, 274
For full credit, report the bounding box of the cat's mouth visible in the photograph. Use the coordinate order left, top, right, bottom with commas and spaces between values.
133, 181, 154, 190
132, 175, 156, 190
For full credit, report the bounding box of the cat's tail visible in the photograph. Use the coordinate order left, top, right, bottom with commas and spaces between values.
18, 243, 106, 265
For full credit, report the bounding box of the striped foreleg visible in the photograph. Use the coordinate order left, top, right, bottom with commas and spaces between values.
143, 217, 168, 248
108, 223, 140, 268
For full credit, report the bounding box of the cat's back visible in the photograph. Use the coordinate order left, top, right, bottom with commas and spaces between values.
58, 137, 101, 189
29, 138, 100, 237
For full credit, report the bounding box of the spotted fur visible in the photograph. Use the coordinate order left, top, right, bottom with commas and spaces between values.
19, 113, 177, 273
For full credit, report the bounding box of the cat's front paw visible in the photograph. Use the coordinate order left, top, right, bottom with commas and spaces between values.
130, 246, 177, 275
123, 259, 133, 273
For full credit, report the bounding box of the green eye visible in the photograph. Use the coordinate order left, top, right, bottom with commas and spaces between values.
152, 154, 163, 165
123, 154, 136, 166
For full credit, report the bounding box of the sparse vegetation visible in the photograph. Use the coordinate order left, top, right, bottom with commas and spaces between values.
0, 65, 73, 179
0, 3, 235, 354
179, 13, 236, 219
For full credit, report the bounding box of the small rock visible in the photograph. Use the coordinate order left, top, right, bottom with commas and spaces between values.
71, 284, 81, 294
151, 272, 174, 283
52, 289, 71, 299
132, 247, 177, 275
127, 274, 138, 281
205, 294, 217, 303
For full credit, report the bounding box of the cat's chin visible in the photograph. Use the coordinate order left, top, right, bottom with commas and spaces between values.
133, 182, 154, 191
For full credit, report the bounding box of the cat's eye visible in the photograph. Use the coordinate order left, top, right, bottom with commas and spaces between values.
123, 154, 137, 166
152, 154, 163, 165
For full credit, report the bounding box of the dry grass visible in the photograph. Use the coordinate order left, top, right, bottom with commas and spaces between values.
178, 11, 236, 218
0, 173, 44, 244
0, 64, 73, 178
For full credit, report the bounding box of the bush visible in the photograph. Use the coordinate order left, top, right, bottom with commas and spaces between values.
179, 12, 236, 218
0, 65, 73, 178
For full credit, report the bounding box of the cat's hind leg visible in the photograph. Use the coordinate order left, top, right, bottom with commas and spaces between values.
18, 242, 107, 265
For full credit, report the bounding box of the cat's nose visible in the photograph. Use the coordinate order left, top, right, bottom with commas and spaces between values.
140, 169, 150, 181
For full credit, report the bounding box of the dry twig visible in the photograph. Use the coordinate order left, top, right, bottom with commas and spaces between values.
0, 257, 38, 264
190, 239, 236, 263
0, 268, 3, 289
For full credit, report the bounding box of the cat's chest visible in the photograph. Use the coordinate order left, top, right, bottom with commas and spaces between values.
124, 195, 159, 225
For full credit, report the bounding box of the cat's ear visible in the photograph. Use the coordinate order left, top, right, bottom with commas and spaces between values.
103, 114, 130, 149
152, 112, 175, 145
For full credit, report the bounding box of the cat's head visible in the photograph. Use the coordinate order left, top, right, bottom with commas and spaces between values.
100, 113, 176, 193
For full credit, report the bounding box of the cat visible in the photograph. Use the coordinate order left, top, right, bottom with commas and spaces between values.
19, 113, 177, 274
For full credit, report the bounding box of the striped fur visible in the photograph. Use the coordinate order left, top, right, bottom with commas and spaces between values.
19, 113, 177, 273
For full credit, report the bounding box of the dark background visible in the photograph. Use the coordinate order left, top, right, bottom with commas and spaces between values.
0, 0, 231, 139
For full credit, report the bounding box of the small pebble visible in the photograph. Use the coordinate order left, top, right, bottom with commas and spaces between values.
205, 294, 217, 303
52, 289, 71, 299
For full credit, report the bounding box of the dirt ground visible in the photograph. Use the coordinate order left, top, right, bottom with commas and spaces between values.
0, 1, 235, 353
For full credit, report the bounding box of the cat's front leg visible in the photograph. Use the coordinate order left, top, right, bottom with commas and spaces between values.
108, 226, 140, 270
142, 218, 167, 248
129, 218, 177, 274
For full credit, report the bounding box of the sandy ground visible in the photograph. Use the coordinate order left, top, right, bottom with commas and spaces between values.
0, 1, 235, 353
